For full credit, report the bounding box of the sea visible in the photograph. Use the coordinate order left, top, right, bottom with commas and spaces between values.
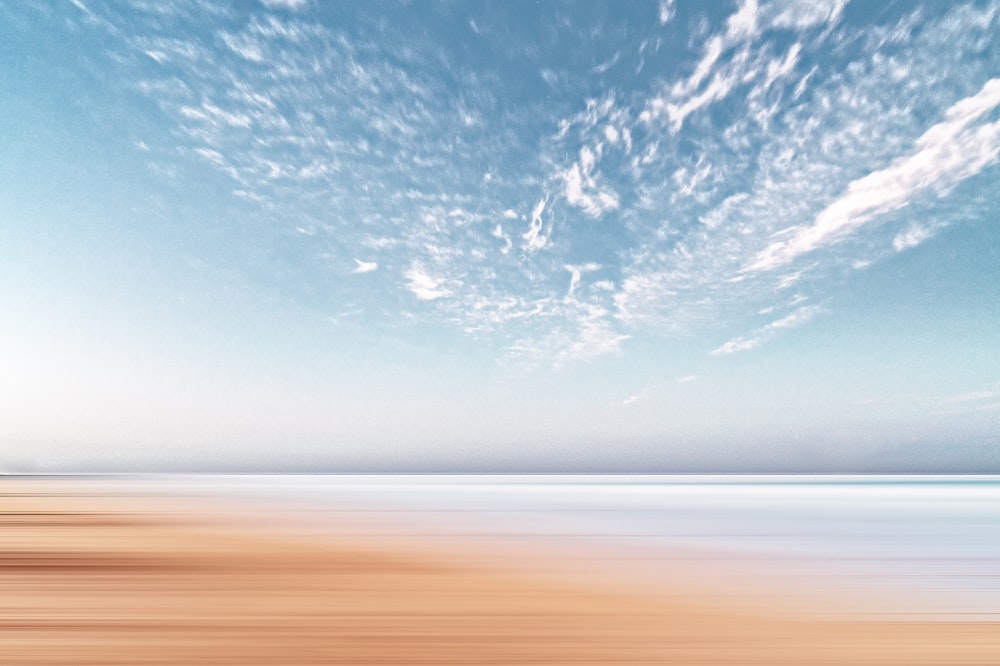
88, 474, 1000, 619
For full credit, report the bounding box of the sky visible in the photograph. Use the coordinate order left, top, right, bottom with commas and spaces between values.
1, 0, 998, 472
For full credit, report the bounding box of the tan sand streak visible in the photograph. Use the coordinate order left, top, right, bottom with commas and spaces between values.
1, 480, 997, 665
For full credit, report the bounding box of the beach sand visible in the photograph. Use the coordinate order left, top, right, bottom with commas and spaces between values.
2, 480, 997, 665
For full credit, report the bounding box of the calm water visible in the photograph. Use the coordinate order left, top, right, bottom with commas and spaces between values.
141, 474, 1000, 618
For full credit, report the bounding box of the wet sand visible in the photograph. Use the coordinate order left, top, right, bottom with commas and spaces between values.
2, 479, 997, 665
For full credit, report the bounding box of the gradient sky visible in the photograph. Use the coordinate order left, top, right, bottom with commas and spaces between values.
1, 0, 998, 472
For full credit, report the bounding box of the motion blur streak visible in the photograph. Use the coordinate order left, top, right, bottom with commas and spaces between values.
1, 476, 998, 664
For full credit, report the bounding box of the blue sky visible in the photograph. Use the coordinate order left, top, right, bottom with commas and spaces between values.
1, 0, 998, 471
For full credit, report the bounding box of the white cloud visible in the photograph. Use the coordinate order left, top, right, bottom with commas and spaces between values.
560, 147, 620, 217
699, 192, 748, 229
261, 0, 309, 9
641, 0, 848, 134
221, 32, 265, 62
492, 223, 512, 254
193, 147, 225, 164
556, 314, 630, 365
776, 272, 803, 290
672, 159, 712, 201
564, 263, 601, 300
181, 102, 252, 128
554, 94, 620, 141
352, 259, 378, 273
405, 264, 451, 301
766, 0, 848, 30
613, 271, 677, 327
522, 197, 549, 252
711, 305, 824, 355
622, 384, 660, 407
892, 225, 933, 252
711, 336, 761, 355
642, 34, 740, 132
666, 69, 742, 132
592, 52, 622, 75
763, 42, 801, 90
725, 0, 760, 42
767, 304, 822, 330
622, 393, 644, 407
658, 0, 676, 25
363, 236, 399, 250
682, 36, 725, 97
746, 78, 1000, 272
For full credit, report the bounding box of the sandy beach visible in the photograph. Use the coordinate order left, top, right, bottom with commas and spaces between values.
2, 479, 997, 665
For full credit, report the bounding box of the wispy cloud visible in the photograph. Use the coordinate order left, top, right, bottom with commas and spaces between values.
491, 223, 512, 254
262, 0, 309, 9
711, 305, 824, 355
617, 2, 998, 344
623, 375, 695, 408
51, 0, 997, 368
939, 390, 1000, 406
220, 32, 265, 62
657, 0, 676, 26
892, 225, 933, 252
564, 263, 601, 300
559, 146, 620, 217
746, 78, 1000, 272
555, 305, 630, 366
352, 259, 378, 274
405, 264, 451, 301
768, 0, 847, 30
522, 197, 549, 252
874, 388, 1000, 416
622, 393, 644, 407
639, 0, 839, 133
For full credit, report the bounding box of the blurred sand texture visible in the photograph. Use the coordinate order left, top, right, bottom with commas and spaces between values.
2, 479, 997, 665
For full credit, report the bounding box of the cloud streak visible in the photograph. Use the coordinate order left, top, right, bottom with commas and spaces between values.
711, 305, 825, 355
405, 264, 451, 301
746, 78, 1000, 272
352, 259, 378, 274
522, 197, 549, 252
560, 146, 620, 217
564, 263, 601, 300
